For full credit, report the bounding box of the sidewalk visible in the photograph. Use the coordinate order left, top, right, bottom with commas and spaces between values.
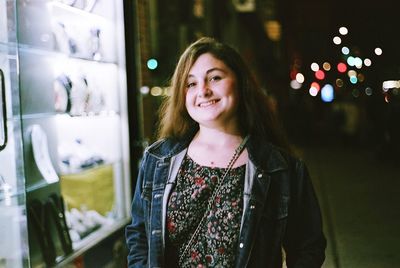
300, 144, 400, 268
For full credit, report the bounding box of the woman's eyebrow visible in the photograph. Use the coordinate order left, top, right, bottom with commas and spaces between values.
187, 67, 225, 78
206, 67, 225, 74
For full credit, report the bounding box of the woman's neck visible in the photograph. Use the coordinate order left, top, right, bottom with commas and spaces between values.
194, 127, 243, 148
187, 128, 248, 168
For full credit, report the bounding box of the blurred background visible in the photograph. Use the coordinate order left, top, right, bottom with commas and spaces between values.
124, 0, 400, 267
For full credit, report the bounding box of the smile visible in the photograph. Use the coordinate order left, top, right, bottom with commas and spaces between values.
198, 99, 219, 107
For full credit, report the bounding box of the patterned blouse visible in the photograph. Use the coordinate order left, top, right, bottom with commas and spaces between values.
167, 154, 245, 267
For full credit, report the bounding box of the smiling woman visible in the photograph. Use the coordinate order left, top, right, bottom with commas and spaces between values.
125, 37, 327, 267
185, 53, 240, 135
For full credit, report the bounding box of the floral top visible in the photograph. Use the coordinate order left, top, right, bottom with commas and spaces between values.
167, 154, 245, 267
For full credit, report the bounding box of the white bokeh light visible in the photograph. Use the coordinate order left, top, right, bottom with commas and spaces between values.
296, 73, 305, 83
341, 46, 350, 55
333, 36, 342, 45
374, 47, 383, 56
311, 62, 319, 72
309, 86, 319, 97
339, 27, 348, 35
364, 58, 372, 67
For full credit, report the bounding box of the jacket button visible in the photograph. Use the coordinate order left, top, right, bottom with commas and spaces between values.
239, 243, 244, 248
257, 173, 263, 178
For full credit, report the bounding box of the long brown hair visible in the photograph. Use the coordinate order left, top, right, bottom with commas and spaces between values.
157, 37, 291, 151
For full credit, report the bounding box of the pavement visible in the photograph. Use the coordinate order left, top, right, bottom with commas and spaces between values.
299, 143, 400, 268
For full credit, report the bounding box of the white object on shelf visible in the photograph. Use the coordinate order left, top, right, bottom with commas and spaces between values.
30, 124, 59, 183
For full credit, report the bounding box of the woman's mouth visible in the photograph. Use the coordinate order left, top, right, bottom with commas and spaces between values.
198, 99, 219, 107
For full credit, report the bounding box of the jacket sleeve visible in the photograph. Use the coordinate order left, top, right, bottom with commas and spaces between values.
125, 153, 149, 267
283, 159, 327, 268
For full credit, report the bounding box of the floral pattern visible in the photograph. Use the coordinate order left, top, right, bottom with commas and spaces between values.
167, 154, 245, 267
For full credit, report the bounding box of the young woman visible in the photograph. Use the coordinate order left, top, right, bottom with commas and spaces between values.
125, 37, 326, 267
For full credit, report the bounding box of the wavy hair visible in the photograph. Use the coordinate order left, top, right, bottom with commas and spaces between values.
157, 37, 290, 151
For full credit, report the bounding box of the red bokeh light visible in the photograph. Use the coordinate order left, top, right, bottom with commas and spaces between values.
337, 62, 347, 73
315, 70, 325, 80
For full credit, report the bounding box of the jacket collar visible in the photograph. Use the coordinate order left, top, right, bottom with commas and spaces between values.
147, 133, 289, 173
146, 134, 193, 159
246, 135, 289, 174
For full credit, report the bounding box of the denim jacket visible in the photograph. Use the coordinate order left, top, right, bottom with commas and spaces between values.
125, 135, 326, 267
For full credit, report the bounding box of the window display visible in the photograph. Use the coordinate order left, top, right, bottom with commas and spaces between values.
1, 0, 131, 267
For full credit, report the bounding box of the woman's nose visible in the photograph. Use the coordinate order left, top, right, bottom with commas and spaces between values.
197, 82, 211, 97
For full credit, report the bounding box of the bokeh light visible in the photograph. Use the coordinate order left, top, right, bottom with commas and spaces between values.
374, 47, 383, 56
357, 73, 365, 82
350, 76, 358, 84
333, 36, 342, 45
309, 86, 319, 97
336, 78, 344, 87
354, 57, 363, 68
290, 80, 302, 89
296, 73, 305, 83
364, 58, 372, 67
347, 70, 357, 77
309, 82, 320, 97
311, 63, 319, 72
311, 82, 321, 90
365, 87, 373, 96
347, 56, 355, 66
147, 58, 158, 70
322, 62, 331, 71
150, 86, 163, 96
341, 46, 350, 55
337, 62, 347, 73
315, 70, 325, 80
140, 86, 150, 95
321, 84, 334, 102
339, 27, 348, 35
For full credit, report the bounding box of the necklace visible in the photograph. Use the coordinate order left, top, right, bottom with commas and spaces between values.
179, 135, 250, 266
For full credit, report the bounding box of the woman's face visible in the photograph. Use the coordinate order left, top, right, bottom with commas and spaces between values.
185, 53, 240, 132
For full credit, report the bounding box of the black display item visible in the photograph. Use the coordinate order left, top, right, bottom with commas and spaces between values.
46, 193, 73, 255
0, 68, 8, 151
28, 193, 74, 266
28, 199, 57, 266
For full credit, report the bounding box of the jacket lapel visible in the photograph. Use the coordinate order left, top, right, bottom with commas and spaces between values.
236, 138, 288, 267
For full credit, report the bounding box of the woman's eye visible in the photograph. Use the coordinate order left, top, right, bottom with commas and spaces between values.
187, 82, 196, 88
210, 76, 221, 82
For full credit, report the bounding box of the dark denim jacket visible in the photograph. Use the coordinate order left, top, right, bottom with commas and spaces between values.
125, 136, 326, 267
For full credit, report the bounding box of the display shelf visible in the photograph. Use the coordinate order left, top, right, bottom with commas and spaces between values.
17, 44, 118, 65
47, 0, 118, 63
54, 217, 130, 268
2, 0, 130, 267
18, 50, 121, 116
21, 110, 121, 120
26, 180, 58, 194
17, 0, 117, 62
47, 1, 111, 23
